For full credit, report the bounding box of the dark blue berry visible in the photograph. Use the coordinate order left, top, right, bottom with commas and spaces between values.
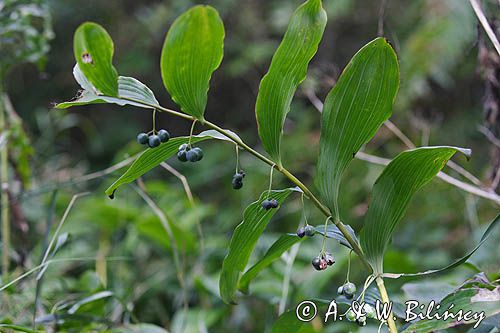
192, 147, 203, 161
324, 252, 335, 266
177, 149, 188, 162
296, 227, 306, 238
137, 133, 149, 145
269, 199, 279, 208
186, 149, 198, 162
232, 178, 243, 189
158, 129, 170, 143
148, 135, 161, 148
178, 143, 188, 152
262, 200, 273, 210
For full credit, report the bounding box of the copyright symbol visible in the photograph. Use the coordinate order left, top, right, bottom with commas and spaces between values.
296, 301, 317, 322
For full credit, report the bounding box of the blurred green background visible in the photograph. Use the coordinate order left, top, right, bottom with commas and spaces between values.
0, 0, 499, 332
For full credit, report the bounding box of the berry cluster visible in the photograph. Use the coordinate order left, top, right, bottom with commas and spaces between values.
296, 225, 316, 238
177, 144, 204, 162
232, 171, 245, 189
137, 129, 170, 148
311, 252, 335, 271
337, 282, 356, 299
262, 199, 279, 210
345, 303, 376, 326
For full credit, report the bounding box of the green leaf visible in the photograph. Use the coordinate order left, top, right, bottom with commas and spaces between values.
0, 325, 36, 333
219, 188, 300, 304
73, 22, 118, 96
105, 130, 238, 198
316, 37, 399, 215
360, 146, 471, 273
239, 234, 302, 294
255, 0, 326, 163
401, 276, 500, 332
314, 223, 358, 250
67, 290, 114, 314
383, 214, 499, 279
56, 65, 158, 109
160, 5, 224, 120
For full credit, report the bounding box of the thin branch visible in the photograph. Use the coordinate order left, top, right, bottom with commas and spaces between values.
133, 182, 188, 308
478, 125, 500, 148
378, 0, 387, 37
36, 192, 90, 280
469, 0, 500, 56
306, 90, 484, 187
160, 162, 204, 250
356, 151, 500, 205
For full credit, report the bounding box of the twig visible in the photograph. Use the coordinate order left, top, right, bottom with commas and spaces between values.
478, 125, 500, 148
378, 0, 387, 37
306, 89, 485, 187
133, 182, 188, 309
160, 162, 204, 251
469, 0, 500, 56
356, 151, 500, 205
37, 192, 90, 280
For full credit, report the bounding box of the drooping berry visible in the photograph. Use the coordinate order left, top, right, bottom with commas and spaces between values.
191, 147, 203, 161
337, 286, 344, 295
311, 257, 322, 270
262, 199, 273, 210
178, 143, 188, 152
137, 133, 149, 145
148, 135, 161, 148
186, 149, 198, 162
343, 282, 356, 299
319, 258, 328, 270
177, 149, 188, 162
304, 225, 316, 237
232, 171, 245, 189
269, 199, 279, 208
158, 129, 170, 143
345, 309, 356, 322
363, 303, 376, 319
324, 252, 335, 266
296, 227, 306, 238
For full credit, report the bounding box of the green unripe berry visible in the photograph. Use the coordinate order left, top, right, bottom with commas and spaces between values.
137, 133, 149, 145
148, 135, 161, 148
363, 303, 376, 319
343, 282, 356, 295
158, 129, 170, 142
345, 310, 356, 322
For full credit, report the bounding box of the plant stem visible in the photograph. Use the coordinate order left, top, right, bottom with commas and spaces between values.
0, 90, 9, 281
124, 99, 373, 271
376, 276, 398, 333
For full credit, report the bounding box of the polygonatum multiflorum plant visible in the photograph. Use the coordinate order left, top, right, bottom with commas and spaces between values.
56, 1, 499, 332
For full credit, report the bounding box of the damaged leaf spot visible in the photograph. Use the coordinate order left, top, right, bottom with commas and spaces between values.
82, 52, 93, 64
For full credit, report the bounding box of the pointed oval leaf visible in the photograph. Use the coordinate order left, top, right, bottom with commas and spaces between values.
73, 22, 118, 96
219, 188, 300, 304
160, 5, 224, 120
239, 234, 302, 294
316, 37, 399, 215
105, 130, 239, 198
360, 146, 471, 273
255, 0, 326, 163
